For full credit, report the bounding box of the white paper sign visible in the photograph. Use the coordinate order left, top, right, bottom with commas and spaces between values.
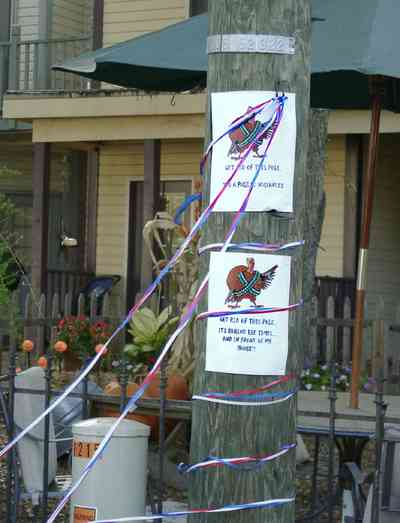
210, 91, 296, 212
205, 252, 291, 375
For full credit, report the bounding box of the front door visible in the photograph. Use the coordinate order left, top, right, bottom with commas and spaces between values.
126, 180, 192, 309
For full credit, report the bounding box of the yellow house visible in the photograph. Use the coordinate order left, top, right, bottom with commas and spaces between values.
3, 0, 400, 335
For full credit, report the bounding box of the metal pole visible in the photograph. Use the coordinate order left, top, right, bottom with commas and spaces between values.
82, 358, 90, 419
327, 335, 337, 523
6, 338, 17, 523
350, 77, 385, 408
41, 349, 52, 522
372, 368, 386, 523
119, 353, 128, 413
157, 359, 167, 516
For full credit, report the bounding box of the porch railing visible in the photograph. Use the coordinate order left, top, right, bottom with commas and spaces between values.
1, 26, 92, 100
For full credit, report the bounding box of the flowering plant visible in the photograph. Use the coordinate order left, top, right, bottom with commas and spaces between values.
55, 315, 111, 362
301, 363, 377, 393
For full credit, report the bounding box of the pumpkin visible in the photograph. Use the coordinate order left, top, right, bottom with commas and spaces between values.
103, 374, 188, 441
95, 344, 108, 355
22, 339, 34, 353
54, 341, 68, 353
103, 381, 158, 433
37, 356, 48, 369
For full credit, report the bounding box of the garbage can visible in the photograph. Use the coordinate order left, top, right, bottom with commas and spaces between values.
70, 417, 150, 523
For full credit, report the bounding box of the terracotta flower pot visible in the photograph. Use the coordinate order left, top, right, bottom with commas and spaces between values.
101, 374, 189, 441
102, 381, 158, 434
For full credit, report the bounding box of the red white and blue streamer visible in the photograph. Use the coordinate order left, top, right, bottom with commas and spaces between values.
0, 96, 285, 465
178, 443, 296, 473
193, 389, 297, 407
46, 96, 288, 523
200, 96, 279, 175
199, 373, 295, 399
193, 372, 298, 406
197, 300, 302, 320
93, 498, 295, 522
198, 240, 304, 255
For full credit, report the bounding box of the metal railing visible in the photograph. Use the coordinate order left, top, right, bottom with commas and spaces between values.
1, 26, 92, 99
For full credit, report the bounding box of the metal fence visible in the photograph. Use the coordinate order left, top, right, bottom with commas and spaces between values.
0, 292, 398, 521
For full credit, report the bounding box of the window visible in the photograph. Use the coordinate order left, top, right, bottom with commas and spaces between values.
190, 0, 208, 16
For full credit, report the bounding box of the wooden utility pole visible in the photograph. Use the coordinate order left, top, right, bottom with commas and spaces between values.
189, 1, 311, 522
302, 109, 329, 365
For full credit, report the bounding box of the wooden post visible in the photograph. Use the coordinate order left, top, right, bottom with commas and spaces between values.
302, 109, 329, 365
32, 143, 51, 296
140, 139, 161, 291
93, 0, 104, 50
189, 1, 311, 522
86, 150, 99, 273
350, 78, 384, 408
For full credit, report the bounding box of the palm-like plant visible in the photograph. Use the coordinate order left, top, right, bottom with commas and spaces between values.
124, 306, 179, 371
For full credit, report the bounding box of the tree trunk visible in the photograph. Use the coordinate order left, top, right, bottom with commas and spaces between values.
302, 109, 329, 366
189, 1, 311, 522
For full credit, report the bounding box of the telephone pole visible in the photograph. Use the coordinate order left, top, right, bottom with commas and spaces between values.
189, 1, 312, 522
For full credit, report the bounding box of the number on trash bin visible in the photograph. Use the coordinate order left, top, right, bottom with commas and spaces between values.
73, 441, 100, 459
73, 505, 97, 522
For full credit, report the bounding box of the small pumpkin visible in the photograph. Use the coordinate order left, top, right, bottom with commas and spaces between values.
54, 340, 68, 353
95, 344, 108, 356
22, 339, 34, 353
37, 356, 48, 369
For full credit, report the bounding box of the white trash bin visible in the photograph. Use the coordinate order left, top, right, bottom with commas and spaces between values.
70, 417, 150, 523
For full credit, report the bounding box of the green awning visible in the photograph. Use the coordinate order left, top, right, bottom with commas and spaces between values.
53, 0, 400, 110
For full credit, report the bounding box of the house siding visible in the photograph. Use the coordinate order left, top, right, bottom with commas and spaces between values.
96, 139, 201, 304
97, 136, 348, 305
103, 0, 187, 46
315, 135, 346, 277
51, 0, 92, 38
50, 0, 93, 89
16, 0, 40, 40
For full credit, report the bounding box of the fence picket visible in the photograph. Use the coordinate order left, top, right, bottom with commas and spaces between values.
309, 296, 318, 365
326, 296, 335, 363
102, 293, 110, 318
64, 292, 72, 316
342, 297, 352, 367
89, 292, 97, 319
77, 293, 85, 316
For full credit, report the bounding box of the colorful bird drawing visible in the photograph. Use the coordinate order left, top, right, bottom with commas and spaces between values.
227, 107, 278, 160
225, 258, 278, 308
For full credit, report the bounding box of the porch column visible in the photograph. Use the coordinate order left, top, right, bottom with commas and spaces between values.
32, 143, 50, 296
86, 150, 99, 273
140, 139, 161, 291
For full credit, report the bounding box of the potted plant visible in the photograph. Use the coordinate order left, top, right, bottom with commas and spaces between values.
102, 306, 189, 438
54, 315, 111, 371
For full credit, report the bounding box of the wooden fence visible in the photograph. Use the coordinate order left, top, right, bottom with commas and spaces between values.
312, 291, 400, 391
1, 287, 400, 389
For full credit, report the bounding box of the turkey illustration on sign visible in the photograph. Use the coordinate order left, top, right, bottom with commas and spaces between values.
206, 252, 290, 376
225, 258, 278, 308
228, 108, 279, 160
